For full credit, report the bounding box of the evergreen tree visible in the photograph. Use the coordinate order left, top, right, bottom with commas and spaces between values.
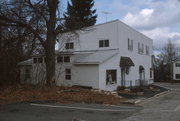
64, 0, 97, 31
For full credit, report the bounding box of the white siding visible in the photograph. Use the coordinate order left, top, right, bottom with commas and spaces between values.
173, 60, 180, 80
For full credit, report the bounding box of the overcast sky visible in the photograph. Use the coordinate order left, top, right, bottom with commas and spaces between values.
62, 0, 180, 53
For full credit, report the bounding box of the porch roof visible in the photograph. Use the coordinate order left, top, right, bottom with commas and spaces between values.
74, 49, 119, 64
18, 59, 33, 66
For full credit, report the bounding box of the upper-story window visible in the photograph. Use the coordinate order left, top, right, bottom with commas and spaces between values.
99, 40, 109, 48
146, 45, 149, 55
65, 42, 74, 49
128, 38, 133, 51
138, 42, 141, 54
142, 44, 144, 54
57, 56, 70, 63
175, 63, 180, 67
138, 42, 145, 54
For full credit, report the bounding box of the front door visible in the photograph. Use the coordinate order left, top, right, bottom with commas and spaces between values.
139, 70, 145, 86
121, 68, 125, 86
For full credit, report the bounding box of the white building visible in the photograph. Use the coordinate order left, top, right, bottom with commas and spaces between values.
173, 59, 180, 81
19, 20, 154, 91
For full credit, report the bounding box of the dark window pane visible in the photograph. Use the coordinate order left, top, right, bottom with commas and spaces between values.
70, 43, 74, 49
128, 38, 130, 50
105, 40, 109, 47
57, 56, 63, 63
33, 58, 37, 63
99, 40, 103, 47
176, 74, 180, 79
65, 69, 71, 74
65, 75, 71, 80
131, 40, 133, 50
44, 57, 46, 63
38, 57, 43, 63
65, 43, 69, 49
64, 56, 70, 62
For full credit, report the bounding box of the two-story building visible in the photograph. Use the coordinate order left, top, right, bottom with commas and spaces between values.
19, 20, 154, 91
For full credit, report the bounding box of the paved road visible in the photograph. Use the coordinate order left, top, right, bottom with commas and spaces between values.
154, 82, 180, 91
0, 103, 142, 121
0, 83, 180, 121
121, 83, 180, 121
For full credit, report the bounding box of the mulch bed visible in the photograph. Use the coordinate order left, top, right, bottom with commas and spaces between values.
0, 85, 125, 105
118, 85, 168, 99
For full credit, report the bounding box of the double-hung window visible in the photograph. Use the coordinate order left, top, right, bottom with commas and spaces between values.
57, 56, 70, 63
128, 38, 133, 51
65, 42, 74, 49
99, 40, 109, 47
146, 45, 149, 55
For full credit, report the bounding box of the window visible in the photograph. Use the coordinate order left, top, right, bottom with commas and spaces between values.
33, 57, 43, 63
33, 58, 38, 63
106, 70, 117, 85
57, 56, 70, 63
44, 57, 46, 63
150, 68, 153, 78
146, 45, 149, 55
138, 42, 145, 54
38, 57, 43, 63
99, 40, 109, 47
142, 44, 144, 54
65, 42, 74, 49
175, 74, 180, 79
64, 56, 70, 62
175, 63, 180, 67
57, 56, 63, 63
138, 42, 140, 53
65, 68, 71, 80
128, 38, 133, 51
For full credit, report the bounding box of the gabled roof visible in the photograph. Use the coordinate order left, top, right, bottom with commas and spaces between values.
74, 49, 119, 64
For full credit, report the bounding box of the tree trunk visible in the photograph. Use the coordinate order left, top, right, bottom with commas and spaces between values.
45, 0, 58, 86
45, 36, 55, 86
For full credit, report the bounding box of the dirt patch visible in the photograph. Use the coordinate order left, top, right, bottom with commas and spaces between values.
0, 85, 125, 105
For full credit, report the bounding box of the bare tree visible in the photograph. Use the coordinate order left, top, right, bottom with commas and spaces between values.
155, 40, 179, 82
0, 0, 64, 86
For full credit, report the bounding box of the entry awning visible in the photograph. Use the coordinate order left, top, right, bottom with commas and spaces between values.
120, 56, 135, 67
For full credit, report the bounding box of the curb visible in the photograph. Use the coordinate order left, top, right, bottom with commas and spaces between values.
136, 90, 170, 105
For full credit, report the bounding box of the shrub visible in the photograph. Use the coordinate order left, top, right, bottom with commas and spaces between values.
117, 86, 125, 91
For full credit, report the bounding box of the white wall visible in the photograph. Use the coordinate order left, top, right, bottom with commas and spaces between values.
58, 20, 119, 52
99, 54, 120, 91
117, 21, 153, 85
173, 60, 180, 80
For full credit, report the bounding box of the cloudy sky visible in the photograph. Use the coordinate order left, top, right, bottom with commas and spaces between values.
62, 0, 180, 53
